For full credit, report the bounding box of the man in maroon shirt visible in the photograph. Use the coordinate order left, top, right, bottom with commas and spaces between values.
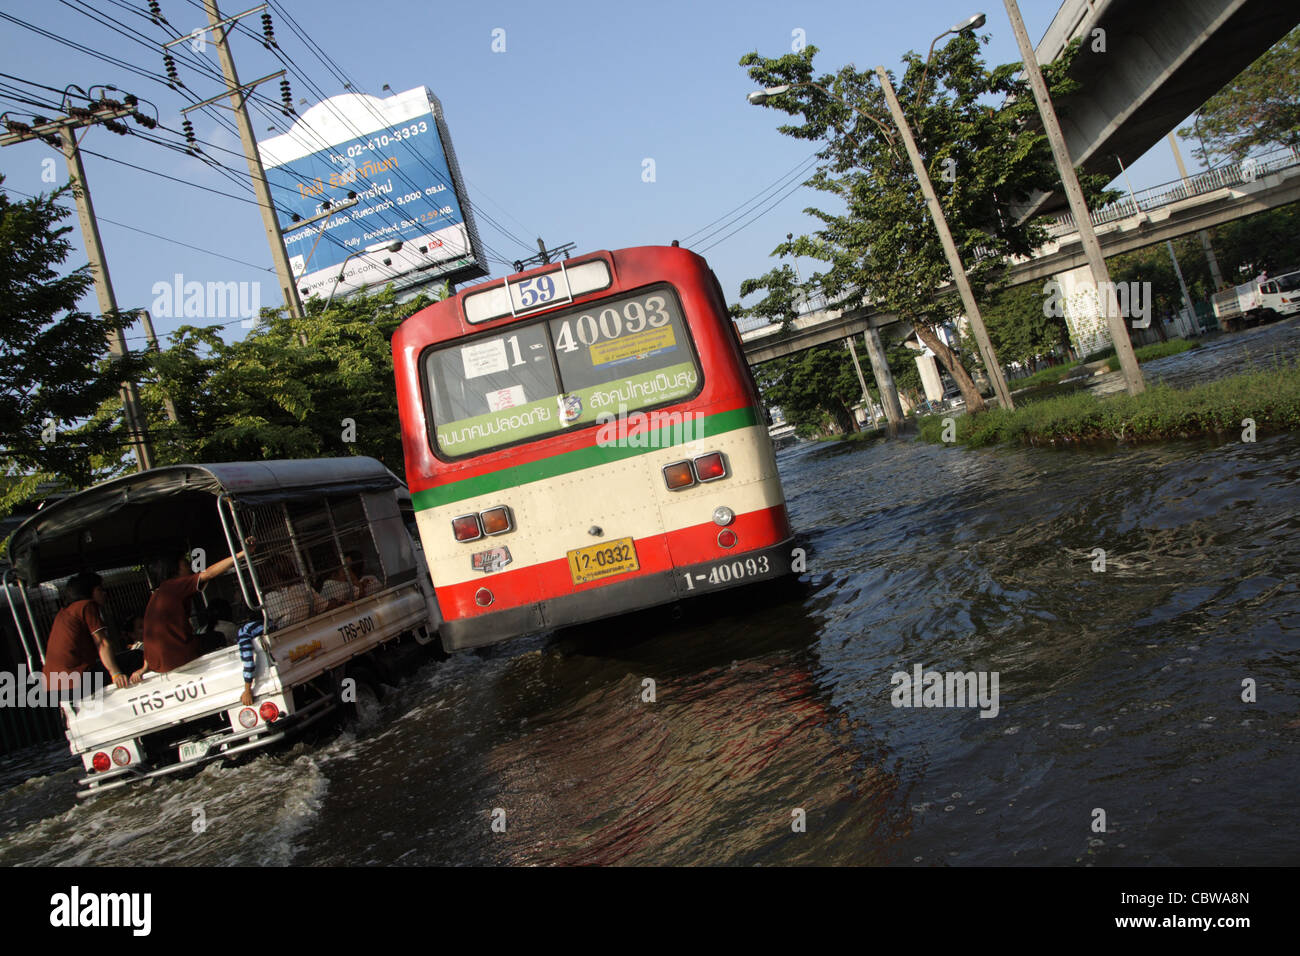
42, 572, 131, 691
131, 539, 253, 682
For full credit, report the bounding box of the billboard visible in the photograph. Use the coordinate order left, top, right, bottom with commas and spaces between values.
256, 86, 487, 302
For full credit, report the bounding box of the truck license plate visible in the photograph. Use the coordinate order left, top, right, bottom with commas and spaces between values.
179, 734, 224, 763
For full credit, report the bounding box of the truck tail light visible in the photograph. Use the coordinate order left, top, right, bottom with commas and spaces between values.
91, 752, 111, 772
259, 701, 280, 723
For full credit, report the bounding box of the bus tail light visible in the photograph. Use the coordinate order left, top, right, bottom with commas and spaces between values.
260, 701, 280, 723
694, 452, 727, 481
718, 529, 738, 549
481, 506, 513, 535
663, 461, 695, 490
91, 751, 111, 772
452, 514, 483, 542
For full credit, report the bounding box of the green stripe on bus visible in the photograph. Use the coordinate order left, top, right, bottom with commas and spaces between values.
412, 406, 761, 511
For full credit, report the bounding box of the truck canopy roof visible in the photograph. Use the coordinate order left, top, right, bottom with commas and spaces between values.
6, 458, 403, 585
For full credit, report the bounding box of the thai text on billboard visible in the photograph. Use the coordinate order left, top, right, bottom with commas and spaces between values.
256, 86, 485, 301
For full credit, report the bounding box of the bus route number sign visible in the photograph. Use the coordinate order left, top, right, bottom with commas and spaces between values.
567, 537, 639, 585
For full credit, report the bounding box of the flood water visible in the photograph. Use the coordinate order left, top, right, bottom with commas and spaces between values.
2, 331, 1298, 866
1085, 316, 1300, 395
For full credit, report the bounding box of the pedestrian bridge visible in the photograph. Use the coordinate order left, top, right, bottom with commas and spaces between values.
741, 145, 1300, 365
1018, 0, 1299, 220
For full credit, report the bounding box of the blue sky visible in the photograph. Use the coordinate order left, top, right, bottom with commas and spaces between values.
1, 0, 1198, 349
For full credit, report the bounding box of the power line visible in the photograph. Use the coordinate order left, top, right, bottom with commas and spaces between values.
0, 10, 176, 89
697, 174, 817, 254
681, 151, 821, 242
8, 4, 516, 284
1, 181, 275, 273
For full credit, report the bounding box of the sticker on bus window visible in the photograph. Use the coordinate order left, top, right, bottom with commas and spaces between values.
558, 394, 583, 424
589, 325, 677, 367
461, 339, 509, 378
486, 386, 525, 411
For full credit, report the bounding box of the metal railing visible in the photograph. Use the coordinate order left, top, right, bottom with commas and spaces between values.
1044, 145, 1300, 236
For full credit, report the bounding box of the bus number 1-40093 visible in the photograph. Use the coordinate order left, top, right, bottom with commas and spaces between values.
681, 555, 770, 590
337, 615, 376, 643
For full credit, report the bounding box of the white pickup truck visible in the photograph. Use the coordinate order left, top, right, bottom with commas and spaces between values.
3, 458, 442, 797
1211, 270, 1300, 331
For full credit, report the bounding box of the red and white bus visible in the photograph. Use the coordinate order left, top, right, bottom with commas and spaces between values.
392, 245, 794, 651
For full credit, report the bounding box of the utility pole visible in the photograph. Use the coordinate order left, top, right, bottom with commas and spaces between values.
134, 310, 180, 424
875, 65, 1015, 410
194, 0, 303, 318
1003, 0, 1144, 396
2, 101, 156, 471
1167, 131, 1225, 289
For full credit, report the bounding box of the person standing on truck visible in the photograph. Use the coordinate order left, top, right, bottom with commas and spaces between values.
42, 572, 131, 691
131, 539, 254, 683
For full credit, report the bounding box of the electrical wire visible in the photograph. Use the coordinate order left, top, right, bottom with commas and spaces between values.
680, 151, 821, 245
1, 181, 275, 273
240, 0, 535, 258
696, 173, 817, 254
5, 4, 523, 286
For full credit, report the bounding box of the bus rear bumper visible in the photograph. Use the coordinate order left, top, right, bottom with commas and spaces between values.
439, 537, 797, 651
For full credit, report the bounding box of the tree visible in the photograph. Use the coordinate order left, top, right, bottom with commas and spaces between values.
754, 344, 867, 436
119, 288, 435, 479
1180, 26, 1300, 164
739, 37, 1114, 413
736, 263, 803, 330
1209, 202, 1300, 279
976, 282, 1071, 367
1, 178, 144, 519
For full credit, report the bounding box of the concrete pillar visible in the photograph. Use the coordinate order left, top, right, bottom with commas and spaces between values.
916, 351, 944, 402
863, 326, 904, 425
1053, 263, 1114, 359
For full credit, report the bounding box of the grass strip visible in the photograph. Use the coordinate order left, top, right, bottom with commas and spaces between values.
919, 360, 1300, 447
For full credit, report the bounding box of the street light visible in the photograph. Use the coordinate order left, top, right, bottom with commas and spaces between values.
914, 13, 986, 119
325, 240, 404, 309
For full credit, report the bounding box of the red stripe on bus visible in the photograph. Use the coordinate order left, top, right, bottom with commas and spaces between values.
435, 504, 791, 621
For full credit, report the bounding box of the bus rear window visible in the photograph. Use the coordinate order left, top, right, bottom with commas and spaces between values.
423, 285, 701, 456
